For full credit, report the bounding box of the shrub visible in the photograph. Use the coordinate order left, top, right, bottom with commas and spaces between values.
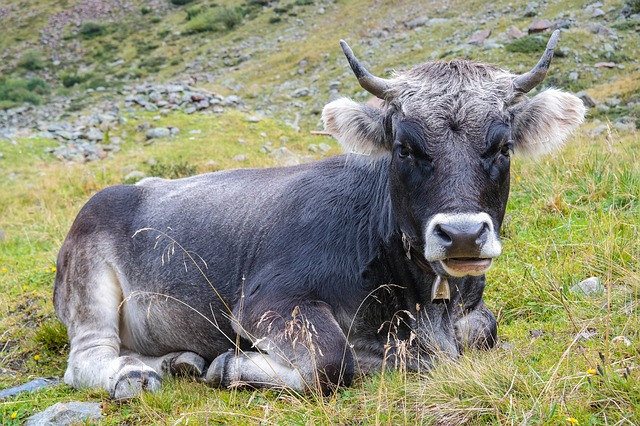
185, 7, 242, 33
505, 35, 546, 54
186, 5, 204, 20
140, 6, 152, 14
148, 160, 197, 179
61, 72, 92, 88
79, 22, 107, 39
0, 77, 49, 108
18, 49, 45, 71
171, 0, 196, 5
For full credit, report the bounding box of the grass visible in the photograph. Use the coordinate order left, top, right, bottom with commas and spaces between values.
1, 111, 638, 425
0, 0, 639, 423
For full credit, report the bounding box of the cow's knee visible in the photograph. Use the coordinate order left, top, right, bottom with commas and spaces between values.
215, 300, 354, 394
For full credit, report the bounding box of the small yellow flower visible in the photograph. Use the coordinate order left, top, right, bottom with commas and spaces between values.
587, 368, 597, 375
22, 285, 27, 291
45, 268, 50, 273
516, 176, 522, 181
51, 266, 57, 272
33, 354, 40, 361
11, 412, 17, 419
1, 267, 7, 273
566, 417, 579, 425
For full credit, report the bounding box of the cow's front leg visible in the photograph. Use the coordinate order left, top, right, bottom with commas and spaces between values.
206, 300, 353, 395
454, 299, 497, 350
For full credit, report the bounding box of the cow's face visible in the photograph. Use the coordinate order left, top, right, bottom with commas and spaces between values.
323, 32, 585, 278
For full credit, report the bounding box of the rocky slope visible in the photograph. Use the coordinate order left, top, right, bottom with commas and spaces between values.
0, 0, 638, 163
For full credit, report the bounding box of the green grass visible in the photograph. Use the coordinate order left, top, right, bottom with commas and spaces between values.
0, 0, 639, 423
1, 112, 638, 425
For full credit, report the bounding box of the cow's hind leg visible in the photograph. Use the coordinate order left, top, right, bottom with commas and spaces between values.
206, 301, 353, 395
56, 259, 166, 399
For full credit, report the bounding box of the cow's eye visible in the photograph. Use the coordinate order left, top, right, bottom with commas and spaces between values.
500, 142, 514, 157
398, 145, 411, 159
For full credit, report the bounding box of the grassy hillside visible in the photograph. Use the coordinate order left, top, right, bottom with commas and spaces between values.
1, 0, 639, 424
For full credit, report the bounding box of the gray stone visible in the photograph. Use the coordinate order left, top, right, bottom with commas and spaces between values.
146, 128, 171, 139
233, 154, 248, 162
405, 16, 430, 29
25, 401, 102, 425
576, 91, 596, 108
0, 377, 59, 399
570, 277, 604, 296
591, 8, 605, 18
318, 142, 332, 153
245, 116, 261, 123
269, 147, 300, 166
86, 128, 104, 141
291, 88, 311, 98
124, 171, 146, 182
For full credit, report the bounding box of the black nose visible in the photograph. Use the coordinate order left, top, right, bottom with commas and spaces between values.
433, 222, 489, 257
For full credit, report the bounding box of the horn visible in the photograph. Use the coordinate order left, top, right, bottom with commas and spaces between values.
340, 40, 391, 99
512, 29, 560, 94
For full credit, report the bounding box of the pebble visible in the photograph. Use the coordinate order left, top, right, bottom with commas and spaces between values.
25, 401, 102, 425
569, 277, 604, 296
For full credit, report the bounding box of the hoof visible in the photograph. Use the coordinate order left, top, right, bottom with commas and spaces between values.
111, 370, 162, 400
205, 349, 236, 388
171, 352, 206, 378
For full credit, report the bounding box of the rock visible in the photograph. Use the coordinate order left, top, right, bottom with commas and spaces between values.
507, 26, 527, 39
576, 329, 598, 341
528, 19, 553, 33
605, 97, 621, 107
86, 128, 104, 141
0, 377, 59, 399
523, 2, 539, 17
569, 71, 579, 81
318, 143, 332, 153
25, 401, 102, 425
576, 91, 596, 108
467, 29, 491, 45
570, 277, 604, 296
292, 88, 311, 98
591, 8, 605, 18
269, 147, 300, 166
233, 154, 248, 162
184, 107, 197, 114
146, 127, 171, 139
123, 171, 146, 182
405, 16, 430, 29
245, 116, 261, 123
595, 62, 616, 68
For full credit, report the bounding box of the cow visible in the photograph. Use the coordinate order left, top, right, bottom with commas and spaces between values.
54, 30, 585, 399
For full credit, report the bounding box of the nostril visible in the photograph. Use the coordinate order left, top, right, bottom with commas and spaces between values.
434, 224, 453, 244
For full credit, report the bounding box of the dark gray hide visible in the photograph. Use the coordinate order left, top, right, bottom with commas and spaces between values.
54, 33, 585, 398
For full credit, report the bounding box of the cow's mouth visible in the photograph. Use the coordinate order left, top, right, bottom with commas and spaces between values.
440, 258, 493, 277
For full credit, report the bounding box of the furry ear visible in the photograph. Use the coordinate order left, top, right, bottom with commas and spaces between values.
510, 88, 586, 157
322, 97, 391, 156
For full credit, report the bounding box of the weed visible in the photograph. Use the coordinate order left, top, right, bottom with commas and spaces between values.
78, 22, 107, 39
505, 35, 547, 54
17, 49, 45, 71
185, 7, 242, 34
0, 77, 49, 108
148, 160, 198, 179
60, 72, 92, 88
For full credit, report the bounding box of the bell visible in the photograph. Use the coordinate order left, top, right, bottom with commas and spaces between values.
431, 275, 450, 303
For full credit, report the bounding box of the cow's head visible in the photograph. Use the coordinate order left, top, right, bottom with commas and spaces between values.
323, 31, 585, 279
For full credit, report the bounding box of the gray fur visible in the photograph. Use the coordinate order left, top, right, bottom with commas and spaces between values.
54, 46, 585, 398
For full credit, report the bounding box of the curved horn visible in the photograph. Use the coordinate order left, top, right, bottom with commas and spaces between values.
340, 40, 391, 99
512, 30, 560, 94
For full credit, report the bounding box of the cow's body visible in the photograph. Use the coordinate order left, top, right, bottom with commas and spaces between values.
54, 33, 585, 398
